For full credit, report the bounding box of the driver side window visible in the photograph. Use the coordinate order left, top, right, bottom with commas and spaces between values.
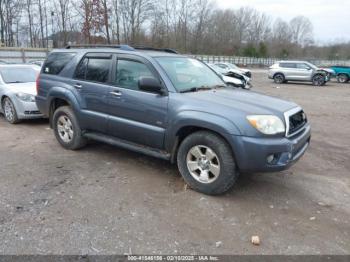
297, 63, 310, 70
115, 59, 155, 91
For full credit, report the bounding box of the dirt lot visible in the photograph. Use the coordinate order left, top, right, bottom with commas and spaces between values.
0, 70, 349, 255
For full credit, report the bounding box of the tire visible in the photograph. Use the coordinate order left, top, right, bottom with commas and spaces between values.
177, 131, 238, 195
337, 74, 349, 83
2, 97, 20, 124
52, 106, 87, 150
312, 74, 326, 86
273, 73, 285, 84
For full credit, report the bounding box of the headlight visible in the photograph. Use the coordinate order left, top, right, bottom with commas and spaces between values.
16, 92, 35, 102
247, 115, 285, 135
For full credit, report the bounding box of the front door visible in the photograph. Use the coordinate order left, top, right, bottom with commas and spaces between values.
106, 55, 168, 149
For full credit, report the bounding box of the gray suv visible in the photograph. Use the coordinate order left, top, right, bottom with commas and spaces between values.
36, 46, 311, 195
269, 61, 329, 86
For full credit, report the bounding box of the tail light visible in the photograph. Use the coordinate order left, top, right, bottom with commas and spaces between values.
36, 74, 40, 95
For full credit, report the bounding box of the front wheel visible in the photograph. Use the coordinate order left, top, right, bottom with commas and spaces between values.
312, 74, 326, 86
52, 106, 87, 150
177, 131, 239, 195
2, 97, 20, 124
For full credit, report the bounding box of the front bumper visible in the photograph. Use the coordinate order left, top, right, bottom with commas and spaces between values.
230, 124, 311, 172
13, 98, 44, 119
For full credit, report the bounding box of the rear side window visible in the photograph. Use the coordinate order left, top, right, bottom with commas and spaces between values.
43, 52, 76, 75
75, 56, 111, 83
280, 63, 296, 68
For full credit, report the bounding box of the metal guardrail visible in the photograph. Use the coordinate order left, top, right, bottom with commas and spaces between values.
1, 48, 349, 67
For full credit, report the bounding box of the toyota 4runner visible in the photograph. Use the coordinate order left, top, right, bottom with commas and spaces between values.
36, 45, 311, 195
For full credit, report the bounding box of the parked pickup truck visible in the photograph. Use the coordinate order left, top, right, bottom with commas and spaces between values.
331, 66, 350, 83
36, 45, 311, 195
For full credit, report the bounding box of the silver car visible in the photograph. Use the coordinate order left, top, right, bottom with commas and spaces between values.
0, 65, 43, 124
214, 62, 252, 78
268, 61, 329, 86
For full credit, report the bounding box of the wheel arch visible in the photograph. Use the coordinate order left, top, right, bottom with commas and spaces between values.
167, 113, 241, 164
48, 88, 80, 128
273, 72, 285, 79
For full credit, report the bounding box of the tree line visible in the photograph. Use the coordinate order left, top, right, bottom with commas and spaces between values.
0, 0, 349, 59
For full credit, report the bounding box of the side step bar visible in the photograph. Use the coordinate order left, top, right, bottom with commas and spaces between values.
83, 132, 171, 161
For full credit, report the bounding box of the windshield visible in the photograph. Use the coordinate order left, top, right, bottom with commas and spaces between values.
208, 64, 226, 74
0, 67, 38, 84
155, 57, 224, 92
227, 63, 239, 69
306, 62, 318, 69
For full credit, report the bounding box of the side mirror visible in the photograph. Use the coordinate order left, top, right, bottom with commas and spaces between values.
138, 77, 165, 95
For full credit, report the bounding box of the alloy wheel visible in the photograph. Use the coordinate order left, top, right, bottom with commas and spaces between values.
3, 99, 14, 122
186, 145, 221, 184
57, 115, 74, 143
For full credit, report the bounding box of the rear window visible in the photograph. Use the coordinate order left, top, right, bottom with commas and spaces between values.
280, 63, 296, 68
43, 52, 76, 75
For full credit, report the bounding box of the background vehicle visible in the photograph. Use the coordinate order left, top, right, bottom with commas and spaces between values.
207, 63, 252, 89
268, 61, 329, 86
331, 66, 350, 83
214, 62, 252, 78
36, 46, 310, 195
28, 60, 45, 68
0, 64, 43, 123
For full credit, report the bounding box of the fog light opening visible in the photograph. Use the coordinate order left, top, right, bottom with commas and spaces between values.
267, 154, 277, 164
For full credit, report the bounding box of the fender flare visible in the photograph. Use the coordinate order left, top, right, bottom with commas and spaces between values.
165, 110, 242, 154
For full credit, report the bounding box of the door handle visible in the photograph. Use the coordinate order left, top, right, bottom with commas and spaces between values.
109, 91, 122, 97
74, 83, 82, 90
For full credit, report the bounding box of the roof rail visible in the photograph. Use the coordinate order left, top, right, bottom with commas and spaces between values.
65, 44, 135, 51
64, 44, 178, 54
132, 46, 178, 54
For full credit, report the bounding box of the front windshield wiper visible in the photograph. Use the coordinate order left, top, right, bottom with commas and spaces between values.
180, 86, 213, 93
180, 85, 225, 93
6, 81, 25, 84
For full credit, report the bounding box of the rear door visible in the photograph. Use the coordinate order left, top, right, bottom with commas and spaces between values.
106, 54, 169, 149
280, 63, 298, 80
69, 53, 113, 133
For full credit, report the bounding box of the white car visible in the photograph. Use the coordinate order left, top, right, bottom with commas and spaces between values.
214, 62, 252, 78
0, 65, 43, 124
207, 63, 252, 89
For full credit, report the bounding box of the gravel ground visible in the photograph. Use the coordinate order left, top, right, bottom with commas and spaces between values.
0, 70, 349, 255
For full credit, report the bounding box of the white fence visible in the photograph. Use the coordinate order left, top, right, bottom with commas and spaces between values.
1, 47, 350, 67
192, 55, 350, 67
0, 47, 49, 63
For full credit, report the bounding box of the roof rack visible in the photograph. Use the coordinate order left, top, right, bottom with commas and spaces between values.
65, 44, 135, 51
132, 46, 178, 54
64, 44, 178, 54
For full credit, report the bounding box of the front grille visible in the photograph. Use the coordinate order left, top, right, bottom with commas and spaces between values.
288, 110, 307, 135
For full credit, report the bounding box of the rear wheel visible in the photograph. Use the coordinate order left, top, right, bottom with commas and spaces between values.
52, 106, 87, 150
337, 74, 349, 83
2, 97, 20, 124
177, 131, 239, 195
273, 73, 285, 84
312, 74, 326, 86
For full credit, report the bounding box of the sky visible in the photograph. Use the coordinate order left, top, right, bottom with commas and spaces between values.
216, 0, 350, 44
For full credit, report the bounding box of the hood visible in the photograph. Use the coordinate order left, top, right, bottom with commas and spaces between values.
183, 88, 297, 117
222, 75, 243, 85
5, 82, 37, 95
